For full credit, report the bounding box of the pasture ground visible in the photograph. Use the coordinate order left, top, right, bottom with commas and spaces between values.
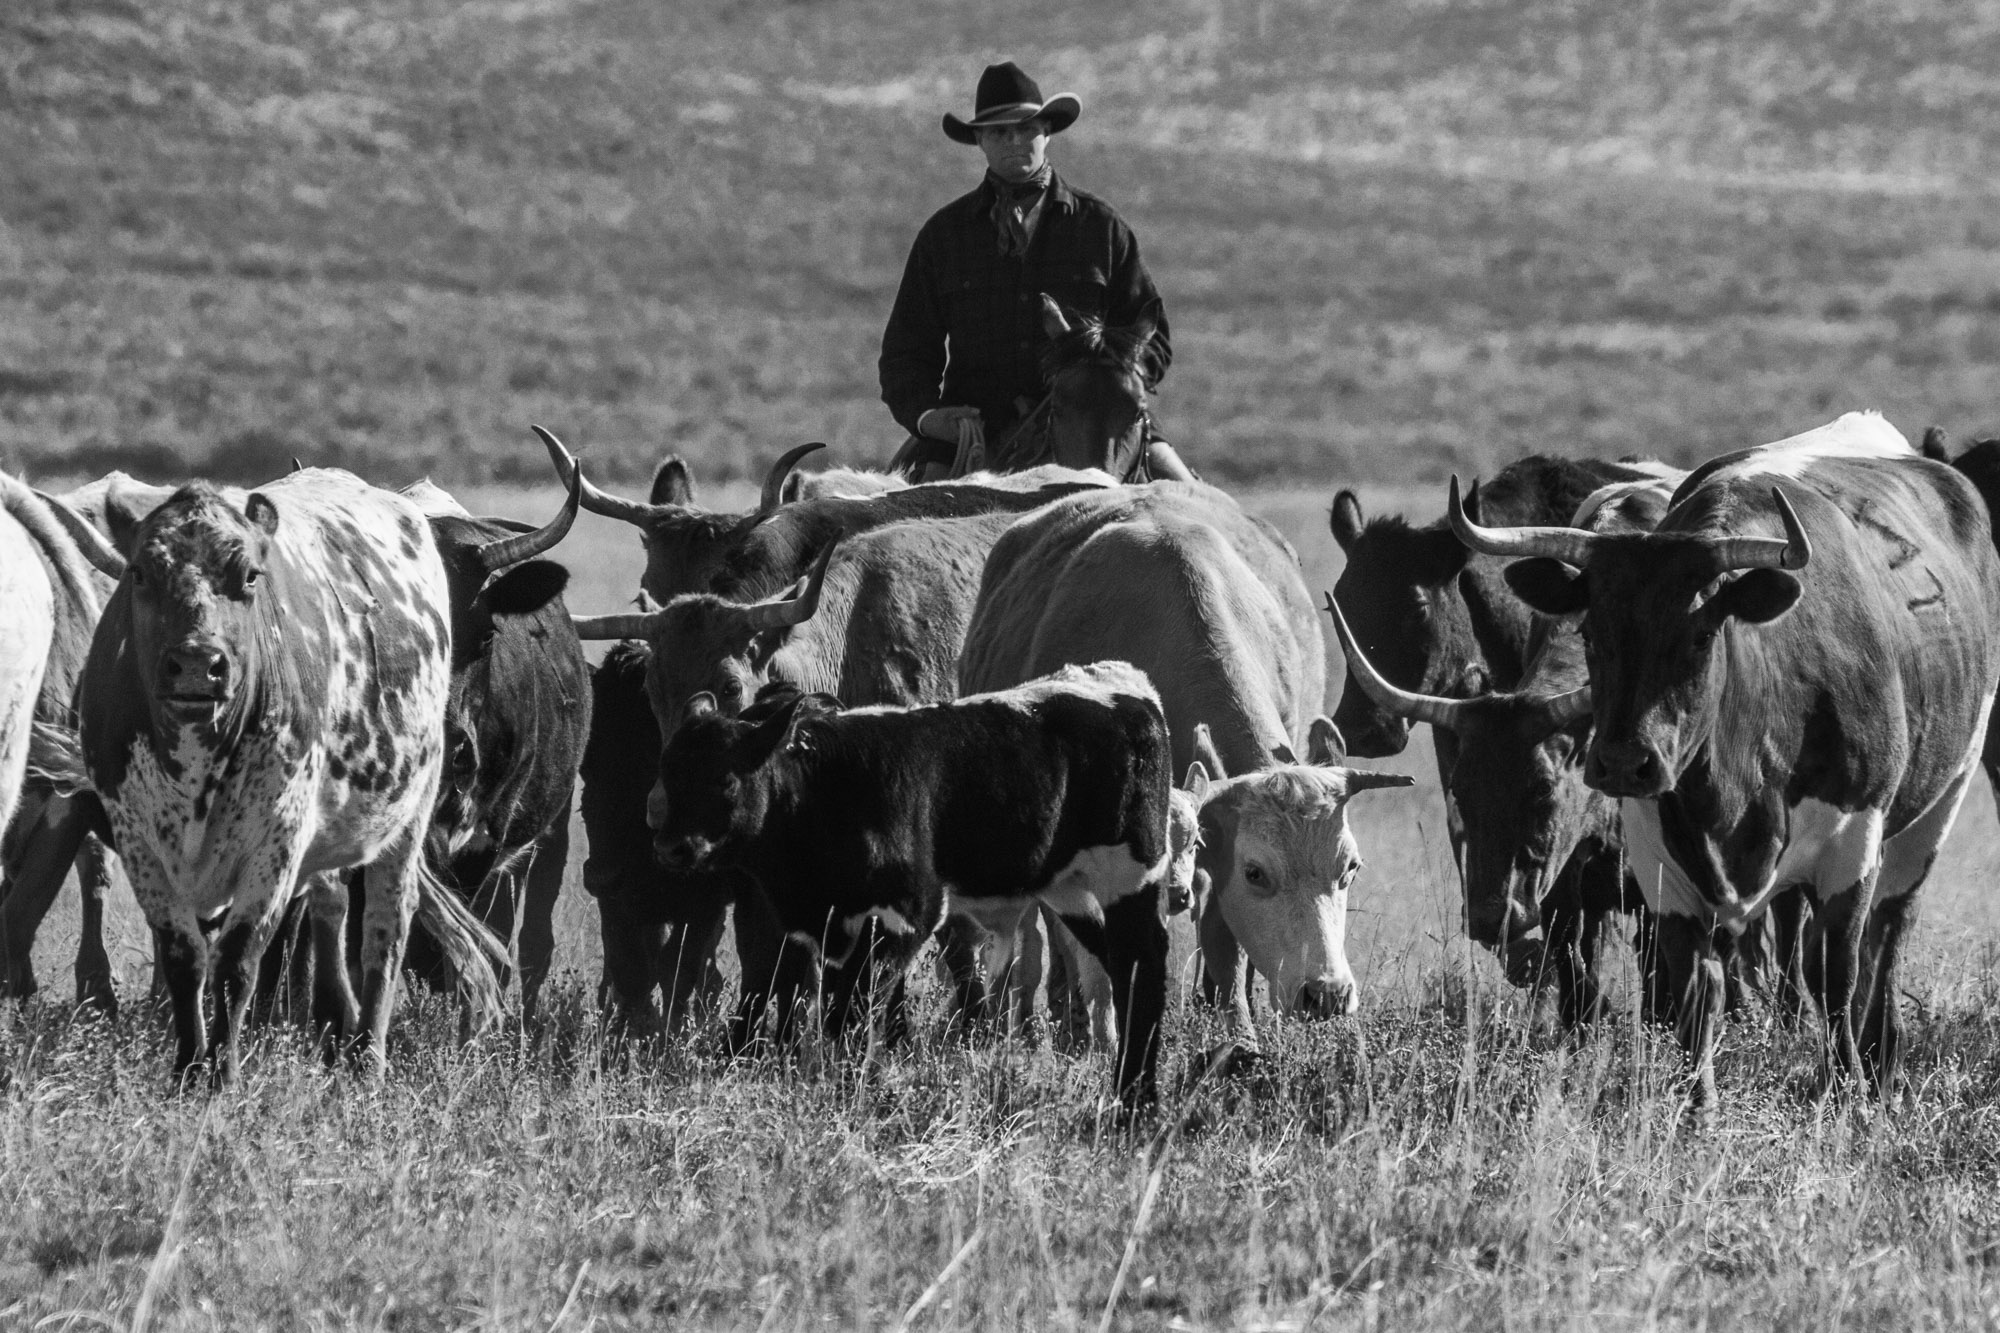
5, 485, 2000, 1329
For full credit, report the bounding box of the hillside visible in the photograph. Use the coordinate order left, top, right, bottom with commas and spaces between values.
4, 0, 1999, 486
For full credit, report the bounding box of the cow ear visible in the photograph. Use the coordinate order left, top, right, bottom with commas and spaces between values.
1307, 716, 1346, 765
245, 493, 280, 536
1039, 293, 1073, 339
481, 559, 571, 616
1182, 760, 1210, 803
651, 457, 695, 507
104, 489, 146, 557
779, 471, 805, 505
1329, 491, 1365, 551
1506, 558, 1589, 615
1708, 569, 1802, 626
684, 692, 718, 721
1270, 741, 1299, 765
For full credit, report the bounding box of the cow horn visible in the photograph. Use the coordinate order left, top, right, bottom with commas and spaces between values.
1531, 685, 1594, 731
1337, 769, 1418, 794
476, 457, 581, 574
1190, 721, 1228, 781
570, 609, 666, 641
1448, 474, 1601, 567
1710, 485, 1812, 574
743, 539, 837, 632
532, 425, 661, 527
1323, 592, 1470, 732
35, 491, 127, 580
758, 442, 826, 514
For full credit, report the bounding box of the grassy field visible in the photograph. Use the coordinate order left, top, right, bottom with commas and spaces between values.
4, 0, 2000, 490
10, 0, 2000, 1325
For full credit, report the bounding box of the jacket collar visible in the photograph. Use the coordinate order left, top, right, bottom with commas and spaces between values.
972, 169, 1074, 215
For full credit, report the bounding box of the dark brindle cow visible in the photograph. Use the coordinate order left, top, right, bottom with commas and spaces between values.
76, 469, 475, 1083
1328, 474, 1682, 1027
654, 663, 1180, 1104
1458, 413, 2000, 1105
392, 471, 590, 1019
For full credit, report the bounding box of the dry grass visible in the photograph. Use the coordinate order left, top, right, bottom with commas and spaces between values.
6, 486, 2000, 1327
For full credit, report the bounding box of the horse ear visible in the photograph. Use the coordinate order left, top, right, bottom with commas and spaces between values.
1330, 491, 1365, 551
1039, 293, 1073, 339
651, 457, 695, 507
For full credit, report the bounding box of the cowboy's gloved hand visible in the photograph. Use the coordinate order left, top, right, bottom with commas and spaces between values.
917, 406, 982, 442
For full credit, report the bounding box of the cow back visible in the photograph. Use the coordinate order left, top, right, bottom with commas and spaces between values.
959, 482, 1316, 777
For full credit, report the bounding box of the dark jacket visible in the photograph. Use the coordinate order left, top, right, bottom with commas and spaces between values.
879, 171, 1171, 441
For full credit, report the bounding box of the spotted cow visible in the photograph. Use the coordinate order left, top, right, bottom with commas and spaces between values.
76, 469, 473, 1082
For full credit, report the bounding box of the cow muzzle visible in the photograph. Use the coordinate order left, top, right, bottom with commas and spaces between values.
654, 836, 711, 873
158, 639, 232, 708
1586, 740, 1669, 798
1293, 976, 1358, 1019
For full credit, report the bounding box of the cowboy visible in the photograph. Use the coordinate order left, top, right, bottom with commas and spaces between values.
880, 61, 1191, 481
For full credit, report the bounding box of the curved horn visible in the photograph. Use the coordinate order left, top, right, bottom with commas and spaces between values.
1710, 485, 1812, 574
35, 491, 126, 579
1323, 591, 1470, 732
1336, 769, 1418, 794
571, 609, 667, 641
743, 539, 838, 632
1530, 685, 1595, 731
1448, 474, 1601, 567
758, 442, 827, 514
531, 424, 661, 527
477, 458, 581, 574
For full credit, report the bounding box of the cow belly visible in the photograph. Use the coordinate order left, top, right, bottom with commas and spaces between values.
1877, 689, 1992, 901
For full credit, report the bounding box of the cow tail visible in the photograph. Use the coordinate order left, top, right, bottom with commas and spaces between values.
412, 865, 510, 1037
26, 718, 90, 796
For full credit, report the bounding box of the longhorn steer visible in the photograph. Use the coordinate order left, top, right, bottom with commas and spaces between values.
1458, 412, 2000, 1105
574, 508, 1051, 1043
959, 482, 1413, 1060
76, 469, 472, 1083
1328, 475, 1681, 1026
654, 664, 1180, 1105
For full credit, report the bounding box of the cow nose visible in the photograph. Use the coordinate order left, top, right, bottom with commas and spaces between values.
645, 783, 668, 832
162, 642, 229, 694
1588, 741, 1664, 796
655, 838, 699, 872
1297, 978, 1358, 1018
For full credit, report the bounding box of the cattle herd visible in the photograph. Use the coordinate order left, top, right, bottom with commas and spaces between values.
2, 405, 1997, 1116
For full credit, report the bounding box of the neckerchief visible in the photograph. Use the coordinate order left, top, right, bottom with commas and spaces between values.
988, 166, 1052, 259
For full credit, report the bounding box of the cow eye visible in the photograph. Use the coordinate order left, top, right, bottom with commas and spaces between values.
242, 568, 262, 591
1243, 863, 1273, 894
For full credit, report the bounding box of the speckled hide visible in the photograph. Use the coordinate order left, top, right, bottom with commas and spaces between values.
77, 468, 452, 1084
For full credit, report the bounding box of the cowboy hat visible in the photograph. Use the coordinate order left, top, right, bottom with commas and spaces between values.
942, 62, 1081, 144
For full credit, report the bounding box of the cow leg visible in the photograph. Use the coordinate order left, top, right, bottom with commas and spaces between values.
1764, 887, 1815, 1027
1857, 890, 1917, 1098
250, 897, 310, 1025
355, 828, 424, 1075
0, 790, 91, 1002
1658, 912, 1724, 1111
729, 885, 815, 1052
1007, 906, 1047, 1039
1811, 877, 1874, 1091
157, 923, 210, 1085
208, 896, 290, 1087
304, 872, 361, 1049
72, 833, 118, 1015
1064, 884, 1168, 1108
658, 909, 726, 1030
1196, 902, 1260, 1075
517, 815, 569, 1024
933, 914, 987, 1038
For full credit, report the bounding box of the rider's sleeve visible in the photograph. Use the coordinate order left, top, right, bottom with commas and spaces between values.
879, 225, 949, 437
1108, 216, 1172, 391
